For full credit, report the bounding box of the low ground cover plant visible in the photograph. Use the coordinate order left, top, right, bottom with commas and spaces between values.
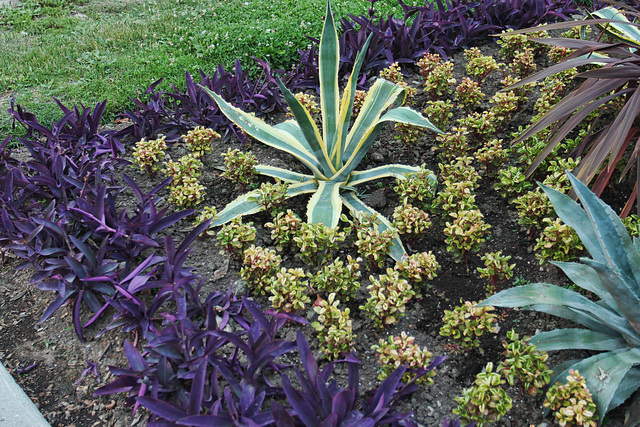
312, 293, 355, 359
310, 255, 362, 300
544, 370, 598, 427
361, 269, 415, 328
394, 251, 439, 295
498, 330, 551, 395
453, 362, 513, 426
132, 136, 167, 176
440, 301, 498, 350
371, 331, 438, 385
444, 209, 491, 264
240, 245, 282, 295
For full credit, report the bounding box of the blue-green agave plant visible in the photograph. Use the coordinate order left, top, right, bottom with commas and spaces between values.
480, 172, 640, 423
201, 1, 440, 262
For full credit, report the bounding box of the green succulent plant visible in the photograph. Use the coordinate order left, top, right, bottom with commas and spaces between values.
544, 370, 598, 427
310, 255, 361, 301
371, 331, 437, 385
481, 172, 640, 424
453, 362, 513, 426
361, 268, 414, 328
312, 293, 355, 359
201, 1, 440, 262
440, 301, 498, 349
498, 330, 552, 395
240, 245, 282, 295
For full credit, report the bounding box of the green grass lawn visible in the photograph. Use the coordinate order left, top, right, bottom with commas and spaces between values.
0, 0, 424, 134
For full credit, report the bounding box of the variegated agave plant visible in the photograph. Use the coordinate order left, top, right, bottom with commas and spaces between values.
480, 173, 640, 424
202, 1, 440, 261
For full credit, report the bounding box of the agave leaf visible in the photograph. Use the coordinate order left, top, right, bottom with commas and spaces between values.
567, 173, 640, 292
255, 165, 314, 184
319, 0, 340, 159
334, 33, 373, 167
582, 258, 640, 340
552, 348, 640, 422
479, 283, 637, 340
378, 107, 441, 133
531, 304, 618, 336
609, 366, 640, 411
338, 79, 406, 179
211, 181, 318, 227
276, 78, 333, 175
530, 328, 629, 352
539, 183, 606, 263
337, 106, 439, 183
306, 180, 345, 228
200, 87, 326, 180
272, 120, 311, 151
591, 7, 640, 48
341, 191, 405, 262
551, 261, 619, 314
348, 164, 426, 187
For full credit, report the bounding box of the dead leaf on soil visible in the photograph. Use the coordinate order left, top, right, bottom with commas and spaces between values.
212, 258, 229, 282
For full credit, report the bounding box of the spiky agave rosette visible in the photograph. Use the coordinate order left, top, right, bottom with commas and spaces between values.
200, 0, 440, 262
481, 172, 640, 424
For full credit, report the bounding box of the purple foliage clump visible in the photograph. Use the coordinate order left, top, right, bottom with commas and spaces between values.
2, 100, 196, 341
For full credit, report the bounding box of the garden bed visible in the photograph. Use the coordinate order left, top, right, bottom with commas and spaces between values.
1, 14, 639, 427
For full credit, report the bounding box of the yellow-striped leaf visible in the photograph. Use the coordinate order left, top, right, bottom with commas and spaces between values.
256, 165, 314, 184
319, 0, 340, 160
276, 77, 334, 175
349, 164, 424, 187
333, 33, 374, 167
200, 86, 326, 180
306, 180, 344, 228
211, 180, 318, 227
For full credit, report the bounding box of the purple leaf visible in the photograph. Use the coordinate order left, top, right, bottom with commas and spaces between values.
282, 375, 320, 427
296, 331, 318, 390
176, 415, 235, 427
189, 361, 207, 415
17, 363, 38, 374
137, 396, 188, 422
272, 401, 296, 427
124, 340, 147, 372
